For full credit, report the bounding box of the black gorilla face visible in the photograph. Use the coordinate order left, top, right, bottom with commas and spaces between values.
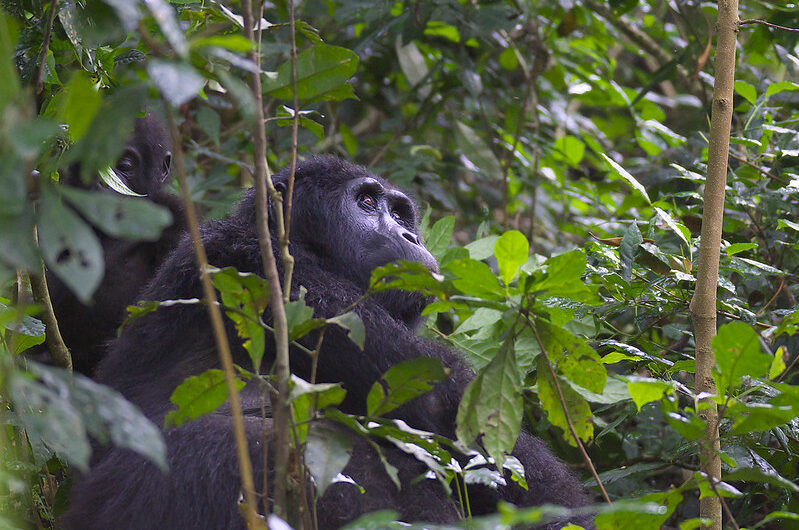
275, 158, 437, 292
337, 175, 437, 285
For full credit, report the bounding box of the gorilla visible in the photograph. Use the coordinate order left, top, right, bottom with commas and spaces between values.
47, 115, 186, 375
62, 156, 591, 529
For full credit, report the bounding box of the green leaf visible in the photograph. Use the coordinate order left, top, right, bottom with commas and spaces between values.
196, 106, 221, 146
305, 422, 353, 497
446, 258, 504, 299
619, 222, 642, 282
211, 267, 269, 371
164, 369, 247, 428
424, 216, 455, 262
654, 207, 690, 248
494, 230, 529, 285
499, 47, 518, 71
263, 43, 359, 102
465, 235, 499, 261
0, 13, 20, 112
38, 187, 104, 304
627, 376, 674, 411
457, 342, 524, 468
424, 21, 460, 43
11, 363, 167, 471
328, 311, 365, 350
455, 121, 503, 181
366, 358, 447, 418
734, 80, 757, 105
600, 153, 651, 204
712, 322, 771, 396
60, 187, 173, 241
147, 59, 205, 107
60, 72, 102, 141
595, 490, 683, 529
537, 355, 593, 446
725, 242, 756, 256
765, 81, 799, 98
530, 250, 596, 302
554, 135, 585, 167
143, 0, 188, 57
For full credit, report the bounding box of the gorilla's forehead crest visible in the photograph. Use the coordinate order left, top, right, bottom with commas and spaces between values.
280, 155, 382, 190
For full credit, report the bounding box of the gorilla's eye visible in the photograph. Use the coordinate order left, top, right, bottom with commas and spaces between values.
358, 193, 377, 210
391, 210, 403, 221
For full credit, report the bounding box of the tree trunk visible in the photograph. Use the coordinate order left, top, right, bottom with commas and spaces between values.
689, 2, 739, 529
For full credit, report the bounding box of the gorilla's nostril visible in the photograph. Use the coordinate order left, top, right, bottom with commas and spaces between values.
402, 231, 418, 245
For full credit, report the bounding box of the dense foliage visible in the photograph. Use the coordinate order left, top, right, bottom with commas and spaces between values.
1, 0, 799, 528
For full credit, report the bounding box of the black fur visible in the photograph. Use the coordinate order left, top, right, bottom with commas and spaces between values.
47, 115, 186, 375
63, 156, 590, 529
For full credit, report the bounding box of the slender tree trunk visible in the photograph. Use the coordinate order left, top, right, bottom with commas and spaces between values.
689, 2, 739, 529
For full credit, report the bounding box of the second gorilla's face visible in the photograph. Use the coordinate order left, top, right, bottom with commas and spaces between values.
332, 176, 437, 289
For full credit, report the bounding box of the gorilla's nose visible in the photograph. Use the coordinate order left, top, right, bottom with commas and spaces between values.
400, 230, 421, 245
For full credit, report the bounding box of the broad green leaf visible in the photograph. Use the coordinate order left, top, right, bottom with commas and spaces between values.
366, 358, 447, 417
147, 59, 204, 107
38, 187, 104, 303
196, 106, 221, 146
455, 121, 503, 181
395, 38, 430, 97
530, 250, 597, 302
619, 222, 642, 282
211, 267, 269, 371
264, 44, 359, 102
665, 411, 706, 440
600, 153, 651, 204
725, 242, 756, 256
143, 0, 188, 58
765, 81, 799, 98
654, 207, 690, 248
457, 343, 524, 468
554, 135, 585, 167
770, 346, 787, 379
425, 216, 455, 262
734, 80, 757, 105
494, 230, 529, 285
536, 322, 606, 394
11, 363, 167, 471
60, 72, 102, 141
446, 258, 504, 299
305, 422, 353, 497
100, 0, 142, 31
424, 21, 460, 43
465, 235, 499, 261
0, 14, 20, 111
627, 376, 674, 411
164, 369, 247, 428
289, 376, 347, 442
537, 356, 593, 446
60, 187, 173, 241
369, 261, 446, 298
712, 322, 771, 396
595, 490, 683, 529
328, 311, 365, 350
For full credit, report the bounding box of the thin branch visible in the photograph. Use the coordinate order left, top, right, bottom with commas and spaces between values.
29, 262, 71, 371
280, 0, 300, 304
34, 0, 58, 95
163, 105, 260, 528
240, 0, 294, 519
740, 19, 799, 33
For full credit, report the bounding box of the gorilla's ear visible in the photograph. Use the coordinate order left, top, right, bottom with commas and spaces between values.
161, 151, 172, 183
275, 181, 286, 195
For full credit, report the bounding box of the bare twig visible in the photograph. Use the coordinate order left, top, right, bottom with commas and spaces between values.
740, 19, 799, 33
34, 0, 58, 95
163, 105, 260, 528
